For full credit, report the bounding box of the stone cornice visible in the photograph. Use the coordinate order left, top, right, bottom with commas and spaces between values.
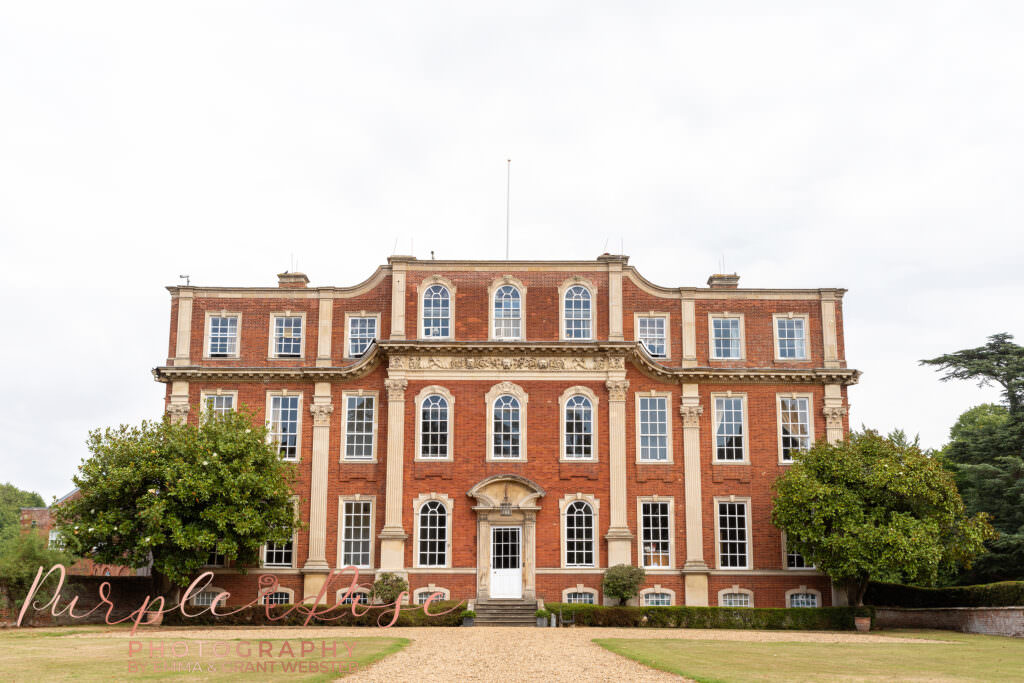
152, 342, 381, 383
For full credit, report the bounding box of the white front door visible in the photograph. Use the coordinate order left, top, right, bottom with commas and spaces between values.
490, 526, 522, 599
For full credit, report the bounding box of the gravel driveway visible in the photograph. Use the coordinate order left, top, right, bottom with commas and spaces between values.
344, 627, 933, 682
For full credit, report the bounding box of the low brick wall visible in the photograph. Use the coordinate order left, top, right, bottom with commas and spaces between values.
874, 607, 1024, 638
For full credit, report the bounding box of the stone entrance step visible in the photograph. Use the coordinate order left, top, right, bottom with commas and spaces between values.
474, 599, 538, 626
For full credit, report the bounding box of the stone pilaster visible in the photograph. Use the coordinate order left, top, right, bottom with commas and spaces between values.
388, 257, 411, 340
524, 513, 537, 600
605, 378, 633, 566
173, 289, 194, 367
680, 382, 709, 605
608, 261, 624, 341
680, 288, 697, 368
167, 381, 190, 424
378, 377, 409, 575
824, 384, 846, 445
304, 384, 333, 574
820, 291, 840, 369
316, 294, 333, 367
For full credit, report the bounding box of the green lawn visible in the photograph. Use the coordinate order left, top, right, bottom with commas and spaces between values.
0, 626, 409, 682
594, 630, 1024, 682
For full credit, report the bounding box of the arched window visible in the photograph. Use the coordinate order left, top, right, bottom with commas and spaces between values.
565, 501, 595, 567
492, 395, 521, 459
417, 501, 448, 567
338, 590, 369, 605
422, 284, 451, 338
420, 395, 449, 459
263, 591, 291, 605
564, 395, 593, 459
563, 285, 592, 339
493, 285, 522, 339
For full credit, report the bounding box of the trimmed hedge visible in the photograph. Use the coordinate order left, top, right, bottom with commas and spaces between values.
865, 581, 1024, 608
545, 603, 873, 630
162, 600, 464, 627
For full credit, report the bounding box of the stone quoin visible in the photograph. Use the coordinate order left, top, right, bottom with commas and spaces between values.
153, 254, 859, 609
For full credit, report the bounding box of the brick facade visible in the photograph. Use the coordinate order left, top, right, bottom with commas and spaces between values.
154, 255, 858, 609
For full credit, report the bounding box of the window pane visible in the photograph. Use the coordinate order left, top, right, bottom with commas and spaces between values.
492, 395, 520, 459
423, 285, 451, 338
270, 396, 299, 459
789, 593, 818, 608
780, 397, 810, 461
718, 501, 748, 568
641, 501, 671, 568
566, 592, 595, 604
348, 317, 377, 357
345, 396, 375, 459
715, 397, 744, 461
639, 397, 668, 461
417, 500, 447, 567
777, 318, 807, 359
205, 394, 234, 416
263, 539, 293, 567
420, 395, 448, 459
209, 316, 238, 356
342, 501, 372, 567
565, 501, 594, 567
493, 285, 521, 339
722, 592, 750, 607
712, 318, 741, 359
644, 592, 671, 606
274, 316, 303, 357
638, 317, 666, 357
564, 395, 593, 459
263, 591, 290, 605
563, 286, 592, 339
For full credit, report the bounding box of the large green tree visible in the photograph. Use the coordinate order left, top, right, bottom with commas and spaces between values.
53, 411, 300, 592
772, 430, 993, 606
922, 334, 1024, 582
0, 483, 45, 538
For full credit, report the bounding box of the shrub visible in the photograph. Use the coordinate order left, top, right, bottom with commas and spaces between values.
865, 581, 1024, 608
459, 610, 476, 620
544, 603, 873, 630
162, 600, 464, 627
372, 572, 409, 605
535, 608, 551, 619
602, 564, 646, 605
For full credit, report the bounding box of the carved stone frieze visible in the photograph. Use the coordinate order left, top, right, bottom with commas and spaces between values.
389, 354, 625, 372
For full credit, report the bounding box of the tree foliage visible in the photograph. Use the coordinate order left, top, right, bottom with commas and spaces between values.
372, 572, 409, 605
920, 333, 1024, 417
0, 527, 76, 625
602, 564, 646, 605
53, 411, 299, 589
0, 483, 45, 538
772, 430, 994, 606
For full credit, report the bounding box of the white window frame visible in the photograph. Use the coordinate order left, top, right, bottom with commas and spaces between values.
203, 310, 242, 359
338, 495, 375, 570
412, 493, 453, 569
417, 275, 456, 340
559, 386, 600, 462
488, 276, 527, 341
47, 529, 62, 549
717, 585, 754, 607
777, 393, 815, 464
558, 277, 597, 341
637, 496, 675, 570
261, 496, 299, 569
773, 313, 811, 362
711, 391, 749, 464
414, 386, 454, 462
262, 589, 294, 602
714, 495, 752, 570
343, 311, 381, 359
191, 586, 228, 607
485, 382, 528, 462
265, 391, 303, 461
559, 493, 600, 569
561, 585, 599, 604
199, 389, 238, 418
782, 532, 816, 570
786, 586, 822, 608
340, 390, 378, 462
635, 390, 673, 464
639, 585, 676, 606
335, 587, 371, 605
708, 312, 745, 360
634, 312, 671, 359
413, 585, 451, 604
268, 311, 307, 359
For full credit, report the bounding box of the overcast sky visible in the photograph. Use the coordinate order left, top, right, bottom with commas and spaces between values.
1, 2, 1020, 501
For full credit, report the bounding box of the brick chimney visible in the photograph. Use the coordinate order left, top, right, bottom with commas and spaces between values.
707, 273, 740, 289
277, 272, 309, 288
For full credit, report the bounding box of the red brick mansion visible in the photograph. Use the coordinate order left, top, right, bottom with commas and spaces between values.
154, 255, 858, 609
